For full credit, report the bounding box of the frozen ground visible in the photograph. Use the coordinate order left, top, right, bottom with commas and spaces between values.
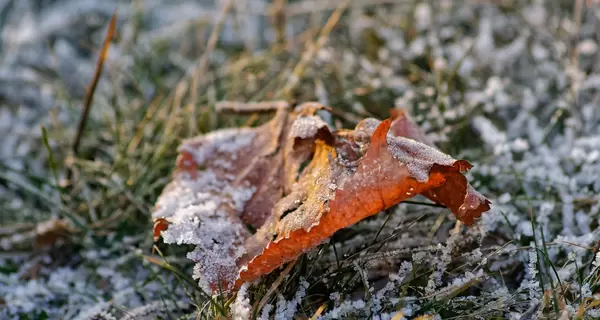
1, 0, 600, 319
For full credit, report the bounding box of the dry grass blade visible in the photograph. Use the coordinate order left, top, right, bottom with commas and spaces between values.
215, 100, 290, 112
270, 0, 287, 44
279, 0, 350, 99
72, 10, 118, 154
189, 0, 234, 134
283, 0, 408, 15
255, 260, 298, 315
309, 303, 327, 320
390, 312, 405, 320
572, 0, 584, 68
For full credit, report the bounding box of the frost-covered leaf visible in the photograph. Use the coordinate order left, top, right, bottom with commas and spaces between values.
152, 102, 490, 292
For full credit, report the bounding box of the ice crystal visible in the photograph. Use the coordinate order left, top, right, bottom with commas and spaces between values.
231, 283, 252, 320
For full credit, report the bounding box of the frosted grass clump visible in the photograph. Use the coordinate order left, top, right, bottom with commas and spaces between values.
274, 279, 309, 320
0, 240, 191, 319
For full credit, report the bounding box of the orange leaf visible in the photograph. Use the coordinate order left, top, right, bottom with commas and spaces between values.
151, 103, 491, 293
389, 108, 490, 225
153, 218, 169, 242
236, 118, 489, 287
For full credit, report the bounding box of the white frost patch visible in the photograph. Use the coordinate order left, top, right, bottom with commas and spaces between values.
190, 240, 246, 293
289, 115, 328, 139
153, 171, 225, 219
275, 279, 309, 320
471, 116, 507, 149
153, 139, 257, 291
179, 128, 256, 164
593, 252, 600, 269
386, 136, 455, 182
429, 269, 486, 299
577, 39, 598, 55
157, 190, 252, 291
224, 184, 257, 212
319, 299, 367, 319
355, 118, 382, 140
121, 300, 189, 320
414, 3, 432, 31
258, 304, 273, 320
231, 283, 252, 320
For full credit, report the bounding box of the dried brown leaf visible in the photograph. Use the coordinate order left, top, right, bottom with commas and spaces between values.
152, 103, 490, 292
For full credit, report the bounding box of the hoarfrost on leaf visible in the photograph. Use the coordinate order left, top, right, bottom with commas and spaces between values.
152, 103, 490, 292
289, 115, 328, 139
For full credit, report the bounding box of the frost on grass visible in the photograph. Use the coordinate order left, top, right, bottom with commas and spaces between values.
230, 283, 252, 320
5, 0, 600, 318
274, 278, 309, 320
120, 300, 190, 320
0, 239, 192, 319
284, 1, 600, 315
